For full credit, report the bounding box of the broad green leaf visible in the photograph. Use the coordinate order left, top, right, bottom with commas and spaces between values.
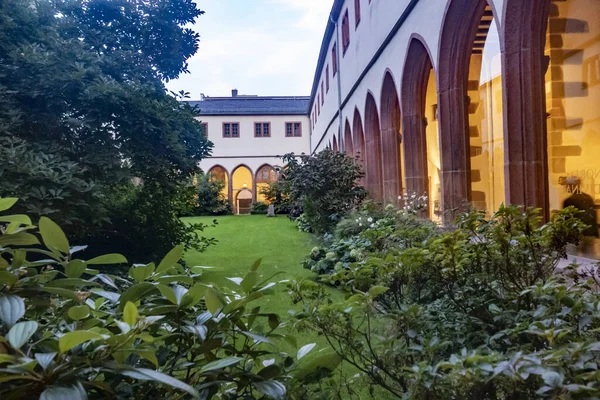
39, 217, 69, 254
156, 245, 184, 273
129, 263, 155, 282
297, 343, 316, 360
254, 380, 286, 399
47, 278, 98, 288
119, 282, 157, 311
368, 286, 388, 298
65, 260, 87, 279
0, 232, 40, 247
205, 288, 223, 315
40, 383, 87, 400
180, 284, 207, 308
59, 331, 104, 353
87, 254, 127, 265
0, 214, 32, 225
68, 305, 90, 321
91, 289, 120, 302
154, 274, 194, 285
250, 258, 262, 272
294, 353, 343, 379
0, 295, 25, 327
0, 197, 18, 212
123, 368, 199, 398
200, 356, 244, 373
43, 287, 81, 302
35, 352, 57, 371
0, 271, 18, 286
268, 314, 281, 330
156, 284, 178, 304
124, 302, 139, 327
7, 321, 38, 349
183, 325, 207, 340
241, 271, 260, 293
242, 331, 272, 344
132, 350, 158, 367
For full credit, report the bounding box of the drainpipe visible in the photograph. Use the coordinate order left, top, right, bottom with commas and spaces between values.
330, 13, 344, 152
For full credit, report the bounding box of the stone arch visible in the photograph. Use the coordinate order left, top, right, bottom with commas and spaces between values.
353, 107, 366, 167
380, 70, 403, 203
401, 36, 435, 205
332, 135, 339, 152
344, 118, 354, 156
255, 164, 277, 203
502, 0, 551, 216
231, 164, 254, 214
207, 165, 230, 203
364, 91, 383, 200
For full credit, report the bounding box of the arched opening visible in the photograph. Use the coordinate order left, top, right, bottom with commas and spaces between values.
231, 165, 253, 214
364, 92, 383, 200
353, 108, 366, 167
541, 0, 599, 258
401, 38, 442, 221
344, 119, 354, 156
207, 165, 230, 203
380, 71, 403, 203
466, 3, 505, 216
332, 135, 339, 152
255, 164, 277, 203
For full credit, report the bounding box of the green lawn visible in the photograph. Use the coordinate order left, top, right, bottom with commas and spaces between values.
182, 214, 317, 316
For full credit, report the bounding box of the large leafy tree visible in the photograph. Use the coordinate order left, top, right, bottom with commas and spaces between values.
0, 0, 213, 260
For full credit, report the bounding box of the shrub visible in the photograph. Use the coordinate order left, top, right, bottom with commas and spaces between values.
195, 173, 232, 216
282, 150, 367, 234
251, 201, 269, 215
0, 197, 328, 399
292, 205, 600, 399
296, 213, 313, 233
260, 181, 292, 214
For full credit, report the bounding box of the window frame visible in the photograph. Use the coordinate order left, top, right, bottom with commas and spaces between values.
222, 122, 240, 138
342, 9, 350, 55
332, 43, 338, 76
285, 122, 303, 138
321, 82, 325, 105
355, 0, 361, 28
200, 122, 208, 138
326, 65, 330, 92
254, 122, 271, 138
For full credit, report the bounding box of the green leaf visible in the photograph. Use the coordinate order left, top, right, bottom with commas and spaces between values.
180, 284, 207, 308
294, 353, 342, 379
200, 356, 244, 373
65, 260, 87, 279
87, 254, 128, 265
43, 287, 81, 302
241, 271, 260, 293
156, 284, 178, 304
156, 245, 184, 273
124, 302, 139, 327
129, 263, 155, 282
254, 380, 286, 399
250, 258, 262, 272
0, 198, 18, 212
68, 305, 90, 321
7, 321, 38, 349
40, 383, 87, 400
0, 295, 25, 327
0, 271, 18, 286
297, 343, 316, 360
205, 288, 223, 315
90, 289, 120, 302
35, 353, 57, 371
39, 217, 69, 254
268, 314, 281, 330
132, 350, 158, 367
59, 331, 104, 353
119, 283, 157, 311
0, 214, 32, 225
368, 286, 389, 298
0, 232, 40, 247
123, 368, 199, 398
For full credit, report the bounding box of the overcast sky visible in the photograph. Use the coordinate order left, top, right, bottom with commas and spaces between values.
166, 0, 333, 99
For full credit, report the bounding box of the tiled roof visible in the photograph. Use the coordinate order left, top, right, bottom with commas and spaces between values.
187, 96, 311, 116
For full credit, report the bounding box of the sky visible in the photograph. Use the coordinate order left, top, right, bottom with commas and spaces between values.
165, 0, 333, 99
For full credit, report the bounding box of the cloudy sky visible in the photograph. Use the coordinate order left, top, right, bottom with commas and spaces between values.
166, 0, 333, 99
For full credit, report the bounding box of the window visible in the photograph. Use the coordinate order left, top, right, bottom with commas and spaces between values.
326, 65, 330, 92
200, 122, 208, 138
342, 9, 350, 55
321, 82, 325, 105
223, 122, 239, 138
285, 122, 302, 137
254, 122, 270, 137
354, 0, 361, 28
332, 43, 338, 76
318, 95, 321, 115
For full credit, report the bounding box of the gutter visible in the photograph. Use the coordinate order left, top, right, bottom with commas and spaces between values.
331, 13, 344, 152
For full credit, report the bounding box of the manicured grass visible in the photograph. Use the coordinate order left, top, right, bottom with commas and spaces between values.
182, 214, 317, 316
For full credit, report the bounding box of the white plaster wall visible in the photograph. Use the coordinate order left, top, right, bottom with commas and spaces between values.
197, 114, 309, 176
310, 0, 505, 154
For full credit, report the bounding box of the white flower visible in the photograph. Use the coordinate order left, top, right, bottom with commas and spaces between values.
367, 217, 373, 223
359, 223, 362, 227
370, 223, 375, 228
355, 219, 359, 223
